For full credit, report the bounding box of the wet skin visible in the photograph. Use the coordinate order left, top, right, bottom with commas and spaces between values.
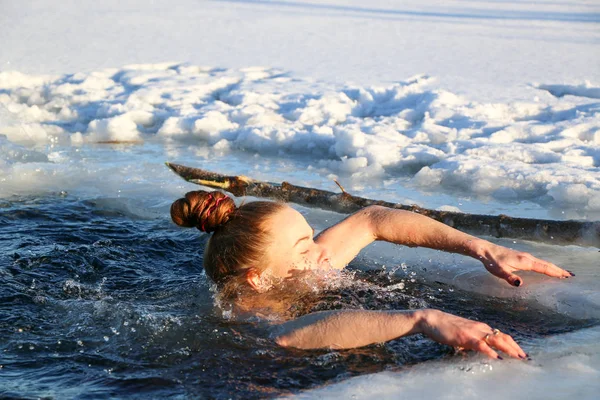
244, 205, 572, 359
262, 206, 334, 279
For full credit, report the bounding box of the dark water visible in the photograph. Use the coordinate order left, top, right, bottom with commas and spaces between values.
0, 195, 596, 399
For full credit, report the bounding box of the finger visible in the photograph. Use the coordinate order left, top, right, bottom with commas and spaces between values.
490, 333, 526, 359
502, 334, 527, 359
529, 258, 571, 278
516, 253, 570, 278
507, 274, 523, 287
473, 339, 500, 359
491, 267, 524, 287
476, 322, 493, 332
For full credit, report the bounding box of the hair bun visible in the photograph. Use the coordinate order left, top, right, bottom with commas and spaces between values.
170, 190, 235, 233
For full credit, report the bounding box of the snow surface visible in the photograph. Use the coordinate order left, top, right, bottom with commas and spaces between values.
1, 0, 599, 102
1, 0, 599, 398
1, 64, 599, 216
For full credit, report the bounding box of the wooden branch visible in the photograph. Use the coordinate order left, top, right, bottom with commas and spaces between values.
166, 162, 600, 248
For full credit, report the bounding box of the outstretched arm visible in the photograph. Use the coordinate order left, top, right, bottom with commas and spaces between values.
272, 308, 526, 359
316, 206, 572, 286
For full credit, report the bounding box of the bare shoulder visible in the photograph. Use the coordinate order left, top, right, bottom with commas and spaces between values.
314, 206, 382, 269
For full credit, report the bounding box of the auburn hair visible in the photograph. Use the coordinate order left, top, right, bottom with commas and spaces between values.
170, 190, 284, 294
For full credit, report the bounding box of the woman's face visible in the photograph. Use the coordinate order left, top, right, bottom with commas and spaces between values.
262, 205, 332, 279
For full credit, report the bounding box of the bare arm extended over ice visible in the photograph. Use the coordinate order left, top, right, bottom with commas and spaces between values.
272, 308, 527, 360
316, 206, 573, 286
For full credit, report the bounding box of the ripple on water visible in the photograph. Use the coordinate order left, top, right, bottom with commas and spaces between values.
0, 195, 597, 398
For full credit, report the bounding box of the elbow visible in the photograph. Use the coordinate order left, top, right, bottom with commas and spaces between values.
274, 334, 290, 347
274, 332, 332, 350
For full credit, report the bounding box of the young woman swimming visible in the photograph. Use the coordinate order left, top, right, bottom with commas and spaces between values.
171, 190, 573, 360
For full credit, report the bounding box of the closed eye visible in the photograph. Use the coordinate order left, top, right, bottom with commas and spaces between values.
294, 227, 316, 248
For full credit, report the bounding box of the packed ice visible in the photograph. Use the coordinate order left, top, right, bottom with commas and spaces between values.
1, 65, 598, 214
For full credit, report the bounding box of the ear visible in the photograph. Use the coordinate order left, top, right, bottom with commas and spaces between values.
245, 268, 262, 291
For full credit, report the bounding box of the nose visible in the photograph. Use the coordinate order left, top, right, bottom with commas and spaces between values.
317, 246, 331, 266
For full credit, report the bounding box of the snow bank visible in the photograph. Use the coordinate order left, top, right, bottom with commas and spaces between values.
1, 64, 599, 213
537, 82, 600, 100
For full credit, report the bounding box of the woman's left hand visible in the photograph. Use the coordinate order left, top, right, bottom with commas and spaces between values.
478, 242, 573, 287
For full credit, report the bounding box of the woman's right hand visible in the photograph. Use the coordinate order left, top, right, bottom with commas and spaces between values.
418, 309, 527, 360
